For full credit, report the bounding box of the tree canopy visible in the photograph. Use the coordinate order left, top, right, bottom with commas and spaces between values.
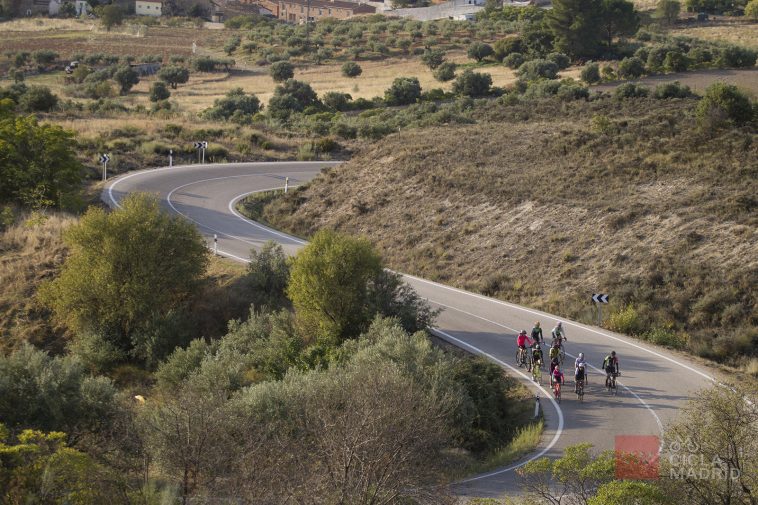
40, 193, 209, 364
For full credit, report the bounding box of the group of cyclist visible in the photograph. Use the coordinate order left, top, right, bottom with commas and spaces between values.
516, 321, 621, 400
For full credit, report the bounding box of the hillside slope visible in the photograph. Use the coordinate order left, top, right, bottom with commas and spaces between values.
262, 97, 757, 365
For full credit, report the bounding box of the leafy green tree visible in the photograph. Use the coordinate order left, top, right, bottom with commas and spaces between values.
157, 65, 190, 89
517, 59, 559, 80
695, 82, 754, 128
40, 193, 209, 364
717, 45, 757, 68
149, 81, 171, 102
493, 36, 524, 61
267, 79, 319, 120
0, 112, 81, 207
517, 444, 616, 502
270, 60, 295, 82
341, 61, 362, 78
224, 35, 241, 55
615, 82, 650, 99
247, 241, 290, 310
618, 56, 646, 78
0, 427, 120, 504
421, 47, 445, 69
600, 0, 639, 48
0, 344, 117, 435
655, 0, 680, 25
433, 61, 456, 82
467, 41, 495, 62
589, 480, 673, 505
96, 5, 124, 31
547, 0, 603, 58
746, 0, 758, 19
32, 50, 59, 65
653, 80, 692, 98
663, 51, 689, 72
18, 85, 58, 112
322, 91, 352, 111
287, 229, 382, 344
203, 88, 261, 121
662, 384, 758, 505
581, 62, 602, 83
452, 69, 493, 97
384, 76, 422, 105
503, 52, 526, 69
548, 51, 571, 69
112, 65, 139, 95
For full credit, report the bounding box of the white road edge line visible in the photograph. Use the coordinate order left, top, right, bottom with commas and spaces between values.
432, 328, 564, 483
429, 300, 664, 435
405, 274, 718, 385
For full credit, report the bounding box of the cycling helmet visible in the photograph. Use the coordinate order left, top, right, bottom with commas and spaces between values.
578, 352, 584, 359
535, 321, 541, 327
557, 321, 563, 327
611, 351, 616, 356
520, 330, 527, 335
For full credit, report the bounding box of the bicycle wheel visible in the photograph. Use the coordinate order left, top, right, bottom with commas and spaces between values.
559, 347, 565, 365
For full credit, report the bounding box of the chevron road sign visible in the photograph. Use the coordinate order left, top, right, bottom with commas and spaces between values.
99, 154, 110, 181
592, 294, 609, 303
194, 141, 208, 163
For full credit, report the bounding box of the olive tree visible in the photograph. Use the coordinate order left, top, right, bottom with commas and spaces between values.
40, 193, 209, 364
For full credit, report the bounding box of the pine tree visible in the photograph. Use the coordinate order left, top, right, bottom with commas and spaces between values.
547, 0, 603, 58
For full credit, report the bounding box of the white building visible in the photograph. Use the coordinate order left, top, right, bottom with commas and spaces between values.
48, 0, 91, 16
135, 0, 163, 16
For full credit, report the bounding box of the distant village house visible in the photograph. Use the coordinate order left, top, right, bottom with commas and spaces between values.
135, 0, 163, 16
238, 0, 375, 21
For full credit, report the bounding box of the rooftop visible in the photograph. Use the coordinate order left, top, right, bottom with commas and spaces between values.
279, 0, 375, 10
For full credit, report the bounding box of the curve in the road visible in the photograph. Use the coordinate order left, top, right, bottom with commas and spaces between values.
104, 162, 723, 498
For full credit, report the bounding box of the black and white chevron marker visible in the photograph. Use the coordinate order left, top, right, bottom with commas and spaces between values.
592, 294, 609, 303
99, 154, 110, 164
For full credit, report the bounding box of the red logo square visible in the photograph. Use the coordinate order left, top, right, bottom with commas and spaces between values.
615, 435, 660, 480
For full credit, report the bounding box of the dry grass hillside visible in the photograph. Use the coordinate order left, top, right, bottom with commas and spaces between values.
0, 214, 74, 353
262, 97, 758, 365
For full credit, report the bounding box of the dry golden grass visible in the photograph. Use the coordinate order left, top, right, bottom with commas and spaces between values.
673, 23, 758, 49
0, 213, 75, 353
263, 97, 758, 362
0, 17, 96, 32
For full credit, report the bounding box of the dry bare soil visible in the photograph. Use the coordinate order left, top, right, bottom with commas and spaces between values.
262, 97, 758, 364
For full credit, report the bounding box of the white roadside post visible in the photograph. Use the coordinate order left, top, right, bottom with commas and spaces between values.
592, 293, 610, 326
284, 176, 289, 193
213, 234, 218, 255
201, 141, 208, 164
534, 396, 540, 418
99, 154, 110, 182
169, 149, 173, 167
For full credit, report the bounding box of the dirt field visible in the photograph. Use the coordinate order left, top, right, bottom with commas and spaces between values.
595, 67, 758, 95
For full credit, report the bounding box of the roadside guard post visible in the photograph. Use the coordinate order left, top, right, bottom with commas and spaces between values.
284, 177, 289, 193
213, 234, 218, 256
169, 149, 173, 168
534, 395, 540, 418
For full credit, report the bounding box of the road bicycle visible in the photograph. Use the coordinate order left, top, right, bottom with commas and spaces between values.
517, 347, 532, 369
553, 380, 562, 404
605, 371, 619, 395
559, 340, 566, 365
532, 359, 542, 384
576, 378, 585, 401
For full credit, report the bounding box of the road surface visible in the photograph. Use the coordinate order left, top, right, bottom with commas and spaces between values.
103, 161, 722, 498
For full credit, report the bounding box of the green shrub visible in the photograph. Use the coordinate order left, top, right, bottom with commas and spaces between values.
149, 81, 171, 102
421, 47, 445, 69
517, 59, 558, 80
18, 85, 58, 112
384, 76, 422, 105
341, 61, 363, 78
695, 82, 754, 127
653, 81, 692, 99
643, 327, 686, 348
581, 62, 601, 83
607, 305, 645, 335
617, 56, 645, 78
614, 82, 650, 99
203, 88, 261, 121
451, 70, 492, 97
717, 45, 757, 68
493, 37, 524, 61
433, 61, 456, 82
503, 52, 526, 69
270, 61, 295, 82
322, 91, 352, 111
662, 51, 689, 72
547, 52, 571, 69
467, 42, 494, 62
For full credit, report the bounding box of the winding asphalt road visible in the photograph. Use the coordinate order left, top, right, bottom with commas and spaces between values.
103, 161, 723, 498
